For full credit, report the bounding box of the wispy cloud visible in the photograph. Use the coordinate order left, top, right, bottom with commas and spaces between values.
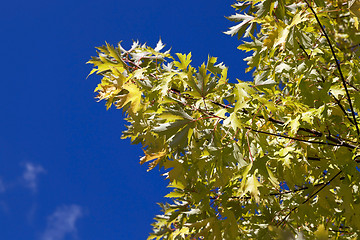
41, 205, 83, 240
22, 162, 46, 192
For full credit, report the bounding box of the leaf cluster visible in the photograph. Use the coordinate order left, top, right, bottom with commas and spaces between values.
88, 0, 360, 239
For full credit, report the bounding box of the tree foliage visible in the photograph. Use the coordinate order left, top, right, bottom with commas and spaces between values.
87, 0, 360, 239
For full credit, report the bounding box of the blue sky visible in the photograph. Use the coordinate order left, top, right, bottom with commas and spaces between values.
0, 0, 250, 239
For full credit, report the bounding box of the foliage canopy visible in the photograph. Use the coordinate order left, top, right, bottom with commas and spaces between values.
88, 0, 360, 239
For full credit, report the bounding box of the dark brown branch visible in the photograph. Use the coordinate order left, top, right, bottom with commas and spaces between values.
244, 105, 357, 149
254, 104, 358, 149
210, 100, 232, 108
328, 229, 350, 233
298, 41, 310, 59
298, 40, 355, 125
345, 80, 360, 92
340, 43, 360, 51
218, 183, 325, 201
169, 87, 358, 149
246, 127, 343, 147
331, 94, 355, 125
277, 170, 342, 227
317, 64, 360, 92
307, 156, 321, 161
304, 0, 360, 136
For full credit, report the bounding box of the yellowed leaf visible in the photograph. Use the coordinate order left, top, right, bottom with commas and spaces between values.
350, 0, 360, 29
116, 83, 142, 114
350, 0, 360, 18
164, 191, 184, 198
244, 170, 262, 203
140, 150, 167, 165
314, 224, 328, 240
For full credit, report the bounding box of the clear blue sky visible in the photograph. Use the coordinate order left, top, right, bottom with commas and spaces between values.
0, 0, 250, 239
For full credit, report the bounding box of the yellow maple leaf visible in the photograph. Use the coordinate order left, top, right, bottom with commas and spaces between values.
244, 170, 262, 203
349, 0, 360, 29
140, 150, 167, 171
116, 83, 142, 115
314, 224, 328, 240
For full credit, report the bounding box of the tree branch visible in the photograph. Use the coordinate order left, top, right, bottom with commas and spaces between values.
219, 182, 325, 201
298, 41, 355, 125
304, 0, 360, 136
169, 88, 359, 150
276, 170, 342, 227
246, 127, 343, 147
331, 94, 355, 124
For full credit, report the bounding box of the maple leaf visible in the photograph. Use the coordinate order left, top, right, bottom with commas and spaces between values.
350, 0, 360, 29
140, 150, 167, 171
116, 83, 142, 115
224, 13, 255, 38
244, 170, 262, 203
88, 2, 360, 236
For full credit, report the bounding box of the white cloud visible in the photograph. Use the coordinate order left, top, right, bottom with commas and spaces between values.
41, 205, 83, 240
22, 162, 46, 192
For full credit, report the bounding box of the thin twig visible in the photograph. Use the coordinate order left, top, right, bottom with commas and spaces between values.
277, 170, 342, 227
246, 127, 343, 147
298, 41, 355, 125
331, 94, 355, 124
304, 0, 360, 135
217, 182, 326, 201
169, 87, 358, 149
